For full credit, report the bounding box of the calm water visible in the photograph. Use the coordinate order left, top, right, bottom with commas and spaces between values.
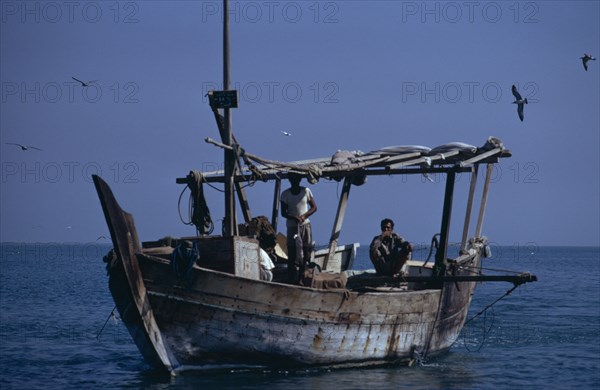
1, 243, 598, 389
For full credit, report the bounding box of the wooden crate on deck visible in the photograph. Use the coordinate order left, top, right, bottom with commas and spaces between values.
196, 236, 260, 280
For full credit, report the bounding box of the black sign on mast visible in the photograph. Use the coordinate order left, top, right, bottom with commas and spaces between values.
207, 90, 238, 109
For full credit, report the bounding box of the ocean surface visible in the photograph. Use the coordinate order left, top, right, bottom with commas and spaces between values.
0, 243, 598, 389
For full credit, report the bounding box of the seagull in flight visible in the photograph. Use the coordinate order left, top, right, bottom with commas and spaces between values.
281, 131, 292, 137
511, 85, 528, 122
580, 53, 596, 71
96, 235, 108, 241
5, 143, 43, 151
72, 77, 98, 87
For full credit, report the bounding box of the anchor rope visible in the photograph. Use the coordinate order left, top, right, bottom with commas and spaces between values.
459, 259, 527, 351
462, 306, 495, 352
96, 305, 117, 340
464, 283, 521, 327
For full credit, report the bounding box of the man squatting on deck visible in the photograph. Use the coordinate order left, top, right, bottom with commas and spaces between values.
281, 173, 317, 284
369, 218, 413, 277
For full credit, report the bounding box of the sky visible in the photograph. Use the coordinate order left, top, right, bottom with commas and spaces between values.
1, 0, 599, 248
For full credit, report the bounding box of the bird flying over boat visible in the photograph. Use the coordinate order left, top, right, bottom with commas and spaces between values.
71, 77, 98, 87
580, 53, 596, 71
5, 143, 43, 151
281, 131, 292, 136
511, 85, 528, 122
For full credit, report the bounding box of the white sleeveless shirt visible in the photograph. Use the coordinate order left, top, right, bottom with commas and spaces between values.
281, 187, 314, 228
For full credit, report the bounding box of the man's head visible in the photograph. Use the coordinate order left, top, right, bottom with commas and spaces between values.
288, 173, 302, 187
380, 218, 394, 232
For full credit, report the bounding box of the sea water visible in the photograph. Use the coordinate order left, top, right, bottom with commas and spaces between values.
0, 243, 598, 389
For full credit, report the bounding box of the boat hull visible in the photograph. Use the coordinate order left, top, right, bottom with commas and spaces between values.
111, 250, 480, 370
94, 174, 480, 372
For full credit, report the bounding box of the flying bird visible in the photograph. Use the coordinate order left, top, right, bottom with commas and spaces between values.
580, 53, 596, 71
5, 143, 43, 151
72, 77, 98, 87
281, 131, 292, 136
511, 85, 528, 122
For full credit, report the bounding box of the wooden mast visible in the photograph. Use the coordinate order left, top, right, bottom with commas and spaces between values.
222, 0, 236, 236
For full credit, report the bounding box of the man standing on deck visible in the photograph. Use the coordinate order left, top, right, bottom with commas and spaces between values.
369, 218, 412, 277
281, 173, 317, 284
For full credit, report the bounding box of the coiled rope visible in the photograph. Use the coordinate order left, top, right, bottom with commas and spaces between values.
177, 171, 214, 235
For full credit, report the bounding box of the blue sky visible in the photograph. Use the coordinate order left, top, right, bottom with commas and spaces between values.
1, 1, 599, 247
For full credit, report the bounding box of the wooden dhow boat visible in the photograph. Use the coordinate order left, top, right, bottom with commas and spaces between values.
93, 136, 537, 373
93, 0, 536, 374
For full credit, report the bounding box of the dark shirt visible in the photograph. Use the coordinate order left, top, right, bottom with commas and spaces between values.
369, 233, 410, 275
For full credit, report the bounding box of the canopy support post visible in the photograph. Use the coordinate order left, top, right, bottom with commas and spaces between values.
323, 177, 352, 270
475, 164, 494, 238
460, 165, 479, 254
434, 170, 456, 276
271, 179, 281, 231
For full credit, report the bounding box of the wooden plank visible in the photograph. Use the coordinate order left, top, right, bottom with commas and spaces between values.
92, 175, 178, 372
354, 274, 538, 286
459, 148, 502, 167
323, 177, 352, 270
210, 111, 252, 224
475, 164, 494, 238
322, 156, 390, 172
271, 179, 281, 231
188, 166, 474, 184
387, 156, 428, 170
460, 166, 478, 253
434, 170, 456, 275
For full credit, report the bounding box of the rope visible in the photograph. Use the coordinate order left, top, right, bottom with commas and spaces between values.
464, 283, 520, 327
188, 171, 214, 235
462, 306, 495, 352
420, 234, 439, 272
177, 186, 192, 225
96, 305, 117, 340
460, 276, 525, 351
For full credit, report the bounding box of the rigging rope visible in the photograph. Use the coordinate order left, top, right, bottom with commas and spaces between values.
462, 306, 495, 352
421, 233, 440, 271
96, 305, 118, 340
464, 283, 521, 327
177, 171, 214, 235
460, 279, 525, 351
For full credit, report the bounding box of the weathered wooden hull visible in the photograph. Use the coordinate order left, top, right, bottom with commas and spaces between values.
94, 175, 480, 373
107, 252, 479, 372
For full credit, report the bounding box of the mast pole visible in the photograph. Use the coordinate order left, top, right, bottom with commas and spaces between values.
223, 0, 236, 236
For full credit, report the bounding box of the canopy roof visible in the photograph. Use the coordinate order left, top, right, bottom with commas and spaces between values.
196, 136, 510, 184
